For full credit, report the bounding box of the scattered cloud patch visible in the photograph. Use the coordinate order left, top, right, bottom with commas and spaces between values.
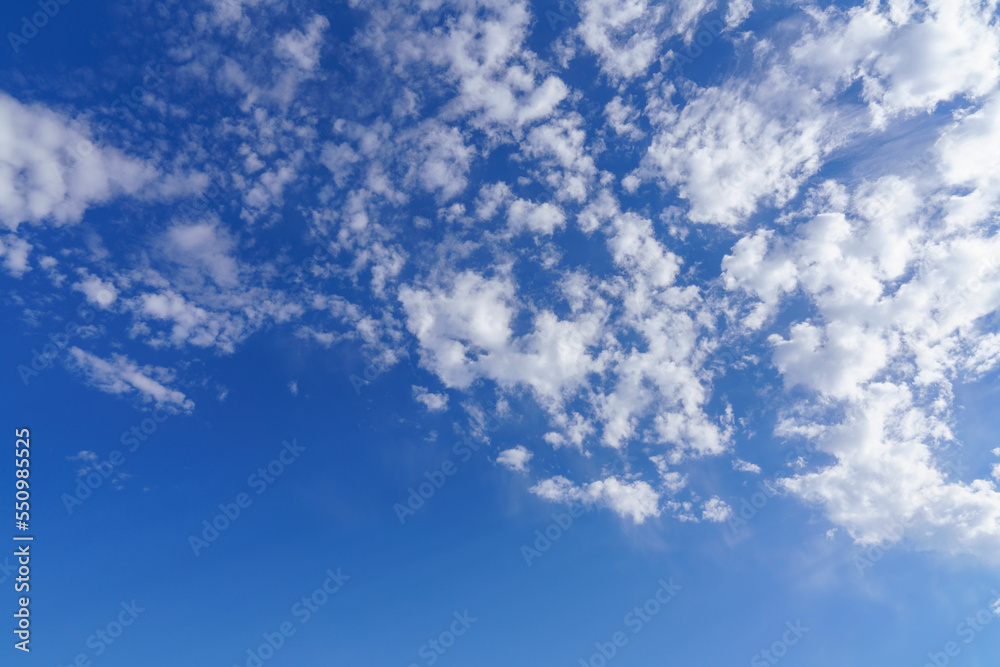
67, 347, 194, 412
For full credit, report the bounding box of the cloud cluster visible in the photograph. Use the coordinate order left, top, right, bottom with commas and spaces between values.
6, 0, 1000, 561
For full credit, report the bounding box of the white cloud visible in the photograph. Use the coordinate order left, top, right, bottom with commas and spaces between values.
411, 123, 473, 201
769, 321, 889, 400
137, 290, 237, 351
650, 454, 687, 493
779, 383, 1000, 558
606, 209, 680, 288
722, 167, 1000, 559
67, 450, 101, 477
0, 235, 31, 276
295, 326, 339, 346
544, 412, 595, 451
725, 0, 752, 28
638, 81, 830, 226
574, 0, 668, 80
604, 96, 644, 140
403, 271, 607, 405
11, 0, 1000, 565
506, 198, 566, 235
732, 458, 761, 474
412, 385, 448, 412
73, 272, 118, 308
497, 445, 533, 473
721, 229, 798, 329
701, 496, 732, 522
0, 93, 158, 230
163, 220, 240, 289
530, 474, 660, 523
275, 14, 330, 71
400, 271, 515, 389
791, 0, 1000, 126
522, 115, 598, 203
67, 347, 194, 412
936, 91, 1000, 225
365, 1, 568, 134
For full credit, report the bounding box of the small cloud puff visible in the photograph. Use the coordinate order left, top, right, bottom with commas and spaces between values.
497, 445, 533, 473
732, 458, 762, 474
412, 385, 448, 412
701, 497, 733, 523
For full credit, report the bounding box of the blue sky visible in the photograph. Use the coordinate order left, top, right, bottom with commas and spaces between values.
3, 0, 1000, 665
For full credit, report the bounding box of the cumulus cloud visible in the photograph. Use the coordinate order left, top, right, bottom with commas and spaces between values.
275, 14, 329, 71
732, 459, 761, 474
572, 0, 715, 80
73, 272, 118, 308
506, 198, 566, 236
163, 220, 240, 289
412, 385, 448, 412
400, 271, 516, 388
721, 144, 1000, 560
8, 0, 1000, 561
638, 81, 831, 226
701, 496, 732, 522
791, 0, 1000, 126
779, 384, 1000, 558
604, 96, 644, 140
0, 93, 158, 230
530, 475, 660, 523
497, 445, 533, 473
0, 235, 31, 276
411, 123, 474, 201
